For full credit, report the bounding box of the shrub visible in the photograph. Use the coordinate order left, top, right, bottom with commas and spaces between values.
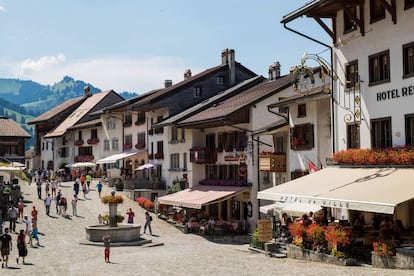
143, 200, 155, 210
373, 240, 397, 256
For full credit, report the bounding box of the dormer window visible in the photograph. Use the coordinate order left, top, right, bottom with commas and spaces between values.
216, 76, 225, 85
193, 87, 202, 98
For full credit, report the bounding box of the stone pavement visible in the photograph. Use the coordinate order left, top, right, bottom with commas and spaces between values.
1, 179, 413, 276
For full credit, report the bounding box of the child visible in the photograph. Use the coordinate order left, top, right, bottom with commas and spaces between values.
102, 235, 111, 263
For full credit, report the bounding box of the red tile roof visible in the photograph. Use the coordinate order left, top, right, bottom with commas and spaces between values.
0, 117, 31, 137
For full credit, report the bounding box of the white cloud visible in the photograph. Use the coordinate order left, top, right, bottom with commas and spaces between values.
0, 6, 5, 12
19, 53, 66, 74
6, 54, 193, 93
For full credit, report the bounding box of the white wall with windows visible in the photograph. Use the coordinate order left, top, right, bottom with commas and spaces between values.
333, 1, 414, 151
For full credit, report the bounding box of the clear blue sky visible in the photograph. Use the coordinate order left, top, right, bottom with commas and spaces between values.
0, 0, 330, 94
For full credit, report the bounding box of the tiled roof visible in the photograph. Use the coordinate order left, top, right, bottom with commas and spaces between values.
68, 118, 102, 131
154, 76, 264, 128
177, 74, 292, 126
44, 91, 112, 138
28, 97, 84, 124
129, 65, 224, 109
0, 117, 31, 137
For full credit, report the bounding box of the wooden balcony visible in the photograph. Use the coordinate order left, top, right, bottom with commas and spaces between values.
190, 148, 217, 164
259, 153, 286, 172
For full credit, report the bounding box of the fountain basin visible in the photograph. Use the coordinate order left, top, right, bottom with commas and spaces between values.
85, 224, 141, 243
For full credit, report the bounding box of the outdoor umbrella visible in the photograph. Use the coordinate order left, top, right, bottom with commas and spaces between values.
135, 163, 155, 170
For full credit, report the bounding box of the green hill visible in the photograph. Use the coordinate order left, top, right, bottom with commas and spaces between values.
0, 76, 138, 150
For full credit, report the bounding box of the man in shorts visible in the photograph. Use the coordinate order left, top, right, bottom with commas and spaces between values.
0, 228, 12, 268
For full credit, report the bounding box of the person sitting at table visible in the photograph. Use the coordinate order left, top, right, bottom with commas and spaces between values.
392, 219, 405, 242
379, 217, 394, 240
354, 213, 365, 226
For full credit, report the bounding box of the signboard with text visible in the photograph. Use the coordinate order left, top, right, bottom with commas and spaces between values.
257, 219, 273, 242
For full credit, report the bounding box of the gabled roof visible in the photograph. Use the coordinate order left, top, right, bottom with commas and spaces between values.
94, 89, 161, 115
44, 90, 114, 138
176, 74, 292, 128
129, 62, 257, 111
153, 76, 265, 128
0, 117, 31, 137
28, 97, 85, 125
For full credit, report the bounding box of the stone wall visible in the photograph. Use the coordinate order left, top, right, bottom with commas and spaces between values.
287, 244, 356, 266
372, 248, 414, 269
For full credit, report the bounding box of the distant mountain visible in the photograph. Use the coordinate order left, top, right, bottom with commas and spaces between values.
0, 76, 138, 150
0, 76, 137, 115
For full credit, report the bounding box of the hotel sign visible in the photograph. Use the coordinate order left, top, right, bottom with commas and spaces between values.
377, 85, 414, 101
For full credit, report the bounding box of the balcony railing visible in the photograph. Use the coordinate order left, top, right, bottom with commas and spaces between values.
190, 148, 217, 164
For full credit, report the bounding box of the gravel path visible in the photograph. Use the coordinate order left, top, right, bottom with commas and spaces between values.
1, 179, 412, 276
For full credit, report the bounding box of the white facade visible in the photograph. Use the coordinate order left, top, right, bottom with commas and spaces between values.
333, 2, 414, 151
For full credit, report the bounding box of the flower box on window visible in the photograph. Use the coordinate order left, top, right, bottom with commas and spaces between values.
87, 138, 100, 145
148, 153, 154, 160
135, 143, 146, 150
123, 144, 132, 151
259, 152, 286, 172
75, 155, 94, 162
155, 152, 164, 159
134, 120, 145, 126
74, 139, 84, 146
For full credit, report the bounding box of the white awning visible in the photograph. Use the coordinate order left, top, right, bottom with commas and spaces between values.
258, 167, 414, 214
158, 185, 249, 209
96, 149, 144, 164
260, 202, 322, 217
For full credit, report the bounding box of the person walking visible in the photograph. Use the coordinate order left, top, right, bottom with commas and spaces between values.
36, 179, 42, 199
126, 208, 135, 224
31, 206, 38, 222
56, 190, 62, 214
102, 234, 111, 263
50, 178, 57, 198
86, 173, 92, 190
17, 199, 25, 221
71, 195, 78, 217
96, 180, 103, 198
16, 229, 27, 264
8, 205, 18, 233
73, 180, 80, 197
30, 220, 40, 246
59, 196, 67, 217
0, 227, 12, 268
143, 211, 152, 235
81, 182, 88, 199
24, 215, 32, 246
44, 193, 52, 216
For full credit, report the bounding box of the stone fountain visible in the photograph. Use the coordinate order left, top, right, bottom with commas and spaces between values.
85, 191, 141, 243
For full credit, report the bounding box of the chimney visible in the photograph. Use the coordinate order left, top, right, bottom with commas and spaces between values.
221, 48, 236, 85
268, 61, 281, 80
164, 80, 173, 88
184, 69, 192, 80
84, 85, 91, 97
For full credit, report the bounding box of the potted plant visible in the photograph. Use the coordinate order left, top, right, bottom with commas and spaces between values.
101, 192, 124, 227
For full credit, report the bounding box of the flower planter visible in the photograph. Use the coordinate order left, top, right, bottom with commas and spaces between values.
287, 244, 356, 266
372, 248, 414, 269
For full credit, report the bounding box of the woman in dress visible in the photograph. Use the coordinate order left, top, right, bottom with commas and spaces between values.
16, 229, 27, 264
